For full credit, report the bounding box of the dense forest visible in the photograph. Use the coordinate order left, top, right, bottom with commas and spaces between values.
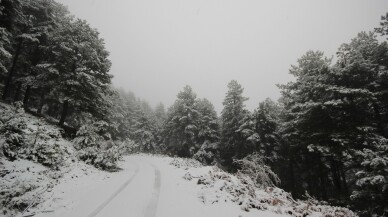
1, 0, 387, 216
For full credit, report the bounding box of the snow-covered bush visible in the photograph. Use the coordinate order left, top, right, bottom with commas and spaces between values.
0, 178, 39, 213
26, 142, 67, 169
2, 133, 26, 160
27, 126, 68, 169
133, 128, 156, 153
193, 141, 220, 165
0, 159, 52, 217
1, 103, 70, 170
152, 142, 167, 155
73, 121, 105, 148
1, 116, 27, 134
121, 138, 139, 154
77, 145, 123, 170
196, 167, 281, 212
0, 103, 70, 215
191, 165, 357, 216
0, 111, 28, 161
74, 121, 123, 170
170, 158, 203, 169
233, 153, 280, 188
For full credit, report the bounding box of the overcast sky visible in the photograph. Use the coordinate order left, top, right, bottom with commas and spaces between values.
57, 0, 387, 113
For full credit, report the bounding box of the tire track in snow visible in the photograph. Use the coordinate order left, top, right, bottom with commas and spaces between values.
86, 162, 139, 217
144, 164, 161, 217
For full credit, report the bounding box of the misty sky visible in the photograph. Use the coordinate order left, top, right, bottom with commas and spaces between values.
57, 0, 387, 113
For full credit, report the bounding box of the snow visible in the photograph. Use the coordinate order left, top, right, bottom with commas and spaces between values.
11, 155, 284, 217
1, 152, 357, 217
0, 159, 52, 217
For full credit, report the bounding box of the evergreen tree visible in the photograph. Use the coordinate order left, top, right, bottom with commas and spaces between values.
0, 27, 11, 81
239, 98, 281, 163
47, 18, 112, 126
279, 51, 339, 199
1, 0, 38, 100
105, 88, 133, 140
220, 80, 248, 168
154, 102, 167, 127
350, 135, 388, 217
164, 85, 200, 157
278, 30, 388, 210
132, 104, 157, 153
197, 98, 219, 144
346, 19, 388, 216
376, 12, 388, 39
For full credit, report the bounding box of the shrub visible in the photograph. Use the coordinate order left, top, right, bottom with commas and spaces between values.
121, 138, 139, 154
77, 145, 123, 170
193, 141, 220, 165
19, 124, 67, 169
74, 121, 123, 170
1, 112, 28, 161
233, 153, 280, 188
2, 133, 26, 160
25, 142, 67, 169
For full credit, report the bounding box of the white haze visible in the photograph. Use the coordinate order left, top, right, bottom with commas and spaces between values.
56, 0, 388, 113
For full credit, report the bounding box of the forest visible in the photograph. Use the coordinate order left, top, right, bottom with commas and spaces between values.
0, 0, 387, 216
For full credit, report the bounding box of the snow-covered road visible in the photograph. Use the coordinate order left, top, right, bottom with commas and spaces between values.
31, 155, 285, 217
33, 156, 161, 217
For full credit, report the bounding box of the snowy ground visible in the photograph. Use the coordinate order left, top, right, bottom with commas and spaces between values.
12, 154, 286, 217
2, 154, 352, 217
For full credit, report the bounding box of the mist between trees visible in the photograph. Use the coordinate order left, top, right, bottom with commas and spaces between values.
1, 0, 388, 216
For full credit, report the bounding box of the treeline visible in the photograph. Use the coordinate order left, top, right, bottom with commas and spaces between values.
158, 15, 388, 216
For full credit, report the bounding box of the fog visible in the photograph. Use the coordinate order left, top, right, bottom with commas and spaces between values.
57, 0, 388, 113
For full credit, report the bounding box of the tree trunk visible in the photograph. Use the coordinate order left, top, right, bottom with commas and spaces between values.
37, 91, 45, 114
13, 82, 22, 102
318, 157, 328, 200
340, 165, 349, 197
47, 102, 55, 117
2, 40, 23, 100
23, 85, 31, 109
288, 156, 296, 196
330, 159, 342, 198
59, 100, 69, 126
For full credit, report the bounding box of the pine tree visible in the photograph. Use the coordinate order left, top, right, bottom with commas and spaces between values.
239, 98, 281, 163
1, 0, 35, 100
132, 104, 157, 153
350, 135, 388, 217
0, 28, 11, 80
279, 51, 338, 199
0, 0, 13, 78
154, 102, 167, 127
47, 18, 112, 126
220, 80, 249, 167
375, 12, 388, 39
347, 18, 388, 216
105, 88, 132, 140
197, 98, 219, 144
164, 85, 200, 157
279, 33, 388, 205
